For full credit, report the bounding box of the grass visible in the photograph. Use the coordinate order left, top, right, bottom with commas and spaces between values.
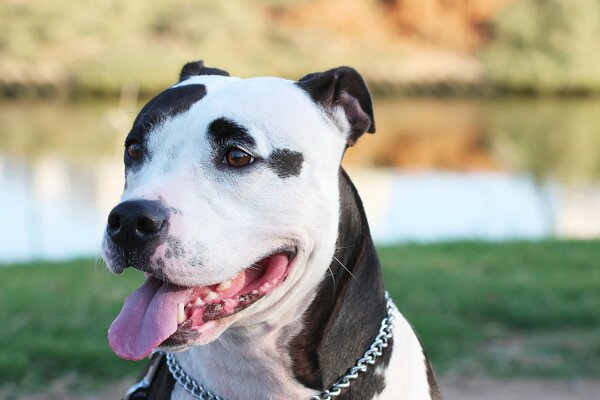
0, 259, 145, 391
1, 240, 599, 393
380, 241, 600, 377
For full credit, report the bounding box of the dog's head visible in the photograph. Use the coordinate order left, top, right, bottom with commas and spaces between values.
102, 61, 375, 360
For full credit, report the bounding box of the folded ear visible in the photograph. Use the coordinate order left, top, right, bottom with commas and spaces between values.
296, 66, 375, 146
179, 60, 230, 82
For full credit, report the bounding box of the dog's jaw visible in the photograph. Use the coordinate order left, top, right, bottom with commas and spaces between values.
107, 247, 311, 360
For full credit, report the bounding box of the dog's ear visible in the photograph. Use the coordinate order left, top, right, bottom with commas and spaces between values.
179, 60, 230, 82
297, 66, 375, 146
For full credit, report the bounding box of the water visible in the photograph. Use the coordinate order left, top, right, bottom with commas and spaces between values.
1, 98, 599, 263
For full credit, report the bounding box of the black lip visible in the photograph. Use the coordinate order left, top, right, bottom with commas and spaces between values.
160, 320, 201, 348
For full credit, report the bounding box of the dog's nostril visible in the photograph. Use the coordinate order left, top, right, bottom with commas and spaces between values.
135, 215, 164, 235
107, 212, 121, 232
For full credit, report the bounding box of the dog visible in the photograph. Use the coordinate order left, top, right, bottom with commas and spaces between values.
102, 61, 441, 400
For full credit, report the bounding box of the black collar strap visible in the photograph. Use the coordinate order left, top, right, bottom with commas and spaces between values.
122, 351, 174, 400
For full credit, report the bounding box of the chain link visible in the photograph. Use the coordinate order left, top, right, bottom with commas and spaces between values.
162, 291, 394, 400
308, 291, 395, 400
165, 352, 225, 400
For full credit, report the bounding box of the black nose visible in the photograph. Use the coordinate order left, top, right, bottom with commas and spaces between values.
107, 200, 168, 250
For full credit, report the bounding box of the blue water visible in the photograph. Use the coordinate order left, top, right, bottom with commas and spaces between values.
2, 154, 597, 263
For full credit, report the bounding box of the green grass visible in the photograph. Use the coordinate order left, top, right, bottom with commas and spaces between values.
380, 241, 600, 377
1, 240, 599, 392
0, 259, 145, 390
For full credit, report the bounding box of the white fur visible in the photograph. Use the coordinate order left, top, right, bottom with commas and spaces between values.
172, 303, 434, 399
372, 306, 434, 400
172, 290, 321, 399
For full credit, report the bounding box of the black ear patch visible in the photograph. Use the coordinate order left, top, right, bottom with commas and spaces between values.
269, 149, 304, 178
179, 60, 230, 82
296, 66, 375, 147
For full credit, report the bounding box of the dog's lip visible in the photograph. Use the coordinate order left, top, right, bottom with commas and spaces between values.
108, 246, 297, 360
144, 247, 298, 289
161, 248, 297, 344
144, 247, 297, 288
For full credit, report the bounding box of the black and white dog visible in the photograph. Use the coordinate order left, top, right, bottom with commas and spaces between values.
102, 61, 441, 400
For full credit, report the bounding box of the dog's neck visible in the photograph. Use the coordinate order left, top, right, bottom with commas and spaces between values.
288, 168, 390, 397
173, 169, 389, 399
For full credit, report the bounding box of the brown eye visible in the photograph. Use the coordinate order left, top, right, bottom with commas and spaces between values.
225, 148, 254, 167
127, 143, 143, 161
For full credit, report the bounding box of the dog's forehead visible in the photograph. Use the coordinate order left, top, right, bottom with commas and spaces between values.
127, 74, 329, 157
167, 75, 327, 146
125, 74, 344, 190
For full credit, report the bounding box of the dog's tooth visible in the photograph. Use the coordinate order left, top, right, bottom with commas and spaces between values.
204, 290, 218, 302
216, 279, 232, 291
177, 303, 185, 324
194, 297, 205, 307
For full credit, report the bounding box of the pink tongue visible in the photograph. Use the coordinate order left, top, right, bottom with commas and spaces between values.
108, 277, 193, 360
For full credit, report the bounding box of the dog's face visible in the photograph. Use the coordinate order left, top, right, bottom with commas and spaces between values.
102, 62, 374, 360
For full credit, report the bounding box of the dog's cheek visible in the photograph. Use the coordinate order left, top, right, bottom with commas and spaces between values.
147, 238, 194, 282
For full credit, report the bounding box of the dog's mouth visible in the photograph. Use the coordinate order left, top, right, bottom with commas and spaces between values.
108, 250, 295, 360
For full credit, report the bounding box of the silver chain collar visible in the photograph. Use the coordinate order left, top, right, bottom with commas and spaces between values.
160, 291, 394, 400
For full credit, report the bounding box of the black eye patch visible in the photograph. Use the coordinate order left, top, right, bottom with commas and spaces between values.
207, 117, 257, 150
268, 149, 304, 178
207, 117, 303, 178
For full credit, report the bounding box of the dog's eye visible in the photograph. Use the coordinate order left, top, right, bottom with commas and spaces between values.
127, 143, 143, 161
225, 148, 254, 167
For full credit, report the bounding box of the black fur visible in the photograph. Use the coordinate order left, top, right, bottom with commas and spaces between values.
422, 346, 442, 400
131, 353, 175, 400
179, 60, 230, 81
207, 117, 257, 150
268, 149, 304, 178
296, 67, 375, 146
164, 236, 186, 259
289, 168, 391, 398
125, 84, 207, 168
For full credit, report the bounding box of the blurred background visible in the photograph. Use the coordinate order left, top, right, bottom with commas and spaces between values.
0, 0, 599, 399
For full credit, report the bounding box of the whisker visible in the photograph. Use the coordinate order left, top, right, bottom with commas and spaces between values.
217, 337, 232, 355
248, 263, 264, 271
332, 255, 358, 282
327, 266, 336, 291
93, 256, 102, 270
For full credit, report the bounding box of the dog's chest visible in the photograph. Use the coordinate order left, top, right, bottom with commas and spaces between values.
170, 329, 317, 400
